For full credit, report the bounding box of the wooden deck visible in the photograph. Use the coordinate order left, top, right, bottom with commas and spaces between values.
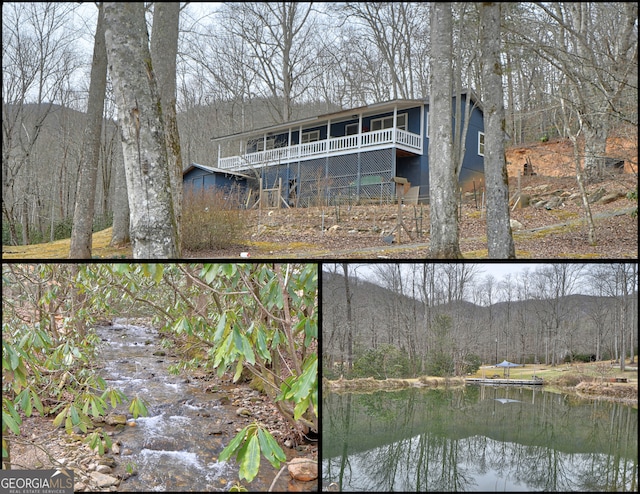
218, 127, 422, 170
465, 378, 544, 386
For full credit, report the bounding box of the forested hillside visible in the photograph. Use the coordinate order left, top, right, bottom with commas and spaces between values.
322, 263, 638, 379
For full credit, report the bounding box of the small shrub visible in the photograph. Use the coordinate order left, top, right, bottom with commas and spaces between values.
564, 353, 595, 363
425, 353, 455, 377
182, 187, 248, 251
352, 344, 410, 379
555, 374, 584, 387
460, 354, 482, 375
627, 186, 637, 218
54, 217, 74, 240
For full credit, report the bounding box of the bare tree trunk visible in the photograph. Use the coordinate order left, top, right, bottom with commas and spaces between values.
151, 2, 182, 257
70, 4, 107, 258
572, 135, 596, 245
428, 2, 461, 259
480, 2, 515, 259
110, 152, 130, 247
103, 2, 178, 258
559, 89, 597, 245
342, 263, 354, 374
582, 121, 608, 182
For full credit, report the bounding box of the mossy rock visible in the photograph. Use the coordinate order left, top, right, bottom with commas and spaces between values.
249, 376, 265, 392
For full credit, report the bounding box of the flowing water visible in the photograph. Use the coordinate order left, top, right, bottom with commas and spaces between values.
94, 319, 279, 491
323, 385, 638, 492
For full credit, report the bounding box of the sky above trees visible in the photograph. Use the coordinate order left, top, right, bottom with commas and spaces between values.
329, 262, 631, 303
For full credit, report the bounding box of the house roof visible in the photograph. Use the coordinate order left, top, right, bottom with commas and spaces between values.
211, 90, 482, 142
210, 99, 425, 142
182, 162, 251, 179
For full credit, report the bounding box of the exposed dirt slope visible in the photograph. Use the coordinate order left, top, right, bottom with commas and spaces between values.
505, 133, 638, 177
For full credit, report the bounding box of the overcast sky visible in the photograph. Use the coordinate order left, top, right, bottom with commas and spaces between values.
473, 263, 541, 283
329, 262, 544, 285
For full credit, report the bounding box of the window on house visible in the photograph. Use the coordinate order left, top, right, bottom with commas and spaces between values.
345, 123, 359, 135
370, 113, 407, 132
255, 136, 276, 152
478, 132, 485, 156
301, 130, 320, 143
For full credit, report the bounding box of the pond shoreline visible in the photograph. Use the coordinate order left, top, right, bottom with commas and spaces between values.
558, 381, 638, 408
323, 376, 638, 408
322, 376, 465, 393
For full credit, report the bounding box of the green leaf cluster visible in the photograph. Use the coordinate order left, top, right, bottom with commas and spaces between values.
219, 422, 286, 483
1, 264, 149, 462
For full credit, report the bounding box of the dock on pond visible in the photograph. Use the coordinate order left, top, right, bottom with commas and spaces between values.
465, 377, 544, 386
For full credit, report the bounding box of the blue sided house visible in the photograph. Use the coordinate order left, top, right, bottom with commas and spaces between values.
182, 163, 252, 203
191, 91, 485, 207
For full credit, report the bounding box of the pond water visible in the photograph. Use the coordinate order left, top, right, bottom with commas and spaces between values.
94, 319, 287, 492
322, 385, 637, 492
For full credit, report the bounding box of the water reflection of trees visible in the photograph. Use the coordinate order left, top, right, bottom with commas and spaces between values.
323, 388, 638, 491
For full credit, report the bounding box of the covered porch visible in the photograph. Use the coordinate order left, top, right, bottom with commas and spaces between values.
214, 100, 425, 171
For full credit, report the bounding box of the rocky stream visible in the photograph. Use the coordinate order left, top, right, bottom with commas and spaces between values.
61, 318, 317, 492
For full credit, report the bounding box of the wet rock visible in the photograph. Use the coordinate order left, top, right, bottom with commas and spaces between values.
90, 471, 119, 488
105, 414, 127, 425
143, 437, 178, 451
288, 458, 318, 482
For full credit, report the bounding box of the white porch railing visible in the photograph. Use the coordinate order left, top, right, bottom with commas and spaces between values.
218, 127, 422, 170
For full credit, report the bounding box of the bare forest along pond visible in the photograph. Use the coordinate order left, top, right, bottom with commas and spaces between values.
323, 385, 638, 492
94, 319, 277, 491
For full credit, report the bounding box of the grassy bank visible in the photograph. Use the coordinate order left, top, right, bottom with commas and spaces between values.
2, 228, 131, 259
